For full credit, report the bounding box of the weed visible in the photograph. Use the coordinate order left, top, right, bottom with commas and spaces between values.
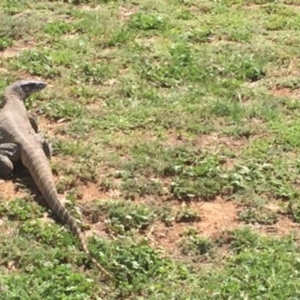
121, 176, 163, 199
170, 152, 230, 201
89, 237, 180, 297
175, 206, 201, 223
129, 13, 168, 32
43, 21, 75, 37
93, 200, 155, 234
154, 205, 175, 226
0, 198, 44, 221
10, 50, 59, 78
19, 219, 77, 249
238, 206, 278, 225
287, 199, 300, 223
180, 235, 213, 256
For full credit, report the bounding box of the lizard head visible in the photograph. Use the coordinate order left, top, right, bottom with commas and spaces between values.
17, 80, 47, 99
2, 80, 47, 106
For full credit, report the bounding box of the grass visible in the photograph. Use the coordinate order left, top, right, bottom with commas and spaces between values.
1, 0, 300, 298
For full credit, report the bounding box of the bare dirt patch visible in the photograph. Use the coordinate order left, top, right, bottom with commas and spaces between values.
269, 87, 300, 99
149, 198, 241, 254
119, 6, 139, 22
195, 198, 240, 237
38, 116, 67, 137
0, 40, 35, 59
148, 197, 300, 255
165, 131, 248, 153
268, 59, 300, 78
83, 222, 111, 240
263, 214, 300, 236
78, 5, 101, 11
108, 130, 158, 152
0, 179, 27, 201
194, 134, 248, 153
78, 182, 118, 203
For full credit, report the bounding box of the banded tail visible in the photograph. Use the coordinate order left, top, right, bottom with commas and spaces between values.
21, 142, 112, 278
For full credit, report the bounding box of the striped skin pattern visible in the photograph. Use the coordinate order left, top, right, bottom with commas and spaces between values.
0, 80, 111, 278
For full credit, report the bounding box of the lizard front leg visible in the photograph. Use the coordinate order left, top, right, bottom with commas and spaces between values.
34, 133, 52, 159
28, 111, 39, 133
28, 112, 52, 158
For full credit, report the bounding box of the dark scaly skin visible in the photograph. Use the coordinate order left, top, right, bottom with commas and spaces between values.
0, 80, 111, 278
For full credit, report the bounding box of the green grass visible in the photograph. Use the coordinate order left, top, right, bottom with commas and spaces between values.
1, 0, 300, 298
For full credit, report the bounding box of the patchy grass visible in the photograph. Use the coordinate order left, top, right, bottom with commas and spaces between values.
1, 0, 300, 298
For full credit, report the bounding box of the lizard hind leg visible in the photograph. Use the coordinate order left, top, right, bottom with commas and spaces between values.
0, 154, 14, 177
0, 143, 20, 177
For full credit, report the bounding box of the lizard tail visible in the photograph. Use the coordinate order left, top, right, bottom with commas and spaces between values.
22, 145, 112, 278
78, 230, 113, 278
54, 198, 112, 278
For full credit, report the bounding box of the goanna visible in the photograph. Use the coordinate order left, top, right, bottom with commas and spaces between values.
0, 80, 111, 278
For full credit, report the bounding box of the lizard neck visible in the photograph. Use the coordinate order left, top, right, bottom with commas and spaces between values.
1, 92, 27, 116
2, 85, 26, 106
